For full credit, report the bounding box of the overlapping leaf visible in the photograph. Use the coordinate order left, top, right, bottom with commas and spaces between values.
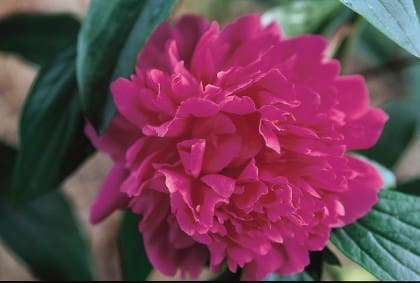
12, 46, 93, 202
0, 144, 93, 280
76, 0, 176, 134
331, 190, 420, 280
339, 0, 420, 58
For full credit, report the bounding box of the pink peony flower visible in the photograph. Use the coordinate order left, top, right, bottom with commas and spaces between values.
86, 14, 388, 280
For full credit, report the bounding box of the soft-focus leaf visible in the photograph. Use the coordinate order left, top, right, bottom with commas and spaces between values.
119, 211, 152, 281
397, 178, 420, 196
213, 268, 242, 281
359, 98, 419, 169
12, 46, 94, 202
0, 191, 93, 280
0, 13, 80, 65
262, 0, 341, 36
0, 141, 16, 191
323, 247, 341, 267
339, 0, 420, 58
331, 190, 420, 280
76, 0, 176, 134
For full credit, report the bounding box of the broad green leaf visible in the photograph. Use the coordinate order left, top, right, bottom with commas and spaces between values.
0, 13, 80, 65
262, 0, 341, 36
12, 46, 94, 202
397, 178, 420, 196
76, 0, 176, 134
331, 190, 420, 280
339, 0, 420, 58
359, 98, 419, 169
119, 211, 152, 280
0, 192, 93, 280
0, 144, 92, 280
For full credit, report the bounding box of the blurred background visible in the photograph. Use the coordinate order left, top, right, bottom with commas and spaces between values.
0, 0, 419, 280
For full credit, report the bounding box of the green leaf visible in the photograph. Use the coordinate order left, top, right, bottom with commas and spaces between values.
397, 178, 420, 196
0, 13, 80, 65
323, 247, 341, 267
331, 190, 420, 280
359, 98, 419, 169
119, 211, 152, 281
262, 0, 342, 36
0, 144, 93, 279
339, 0, 420, 58
0, 141, 16, 191
0, 191, 93, 280
12, 46, 94, 202
76, 0, 176, 134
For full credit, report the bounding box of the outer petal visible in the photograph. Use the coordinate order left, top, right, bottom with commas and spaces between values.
334, 75, 369, 119
242, 246, 285, 281
85, 115, 139, 162
143, 220, 208, 278
190, 22, 220, 84
342, 107, 388, 150
111, 78, 156, 128
90, 164, 129, 224
173, 15, 211, 67
335, 155, 384, 225
137, 22, 174, 72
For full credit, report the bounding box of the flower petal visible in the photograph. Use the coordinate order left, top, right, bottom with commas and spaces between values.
89, 164, 129, 224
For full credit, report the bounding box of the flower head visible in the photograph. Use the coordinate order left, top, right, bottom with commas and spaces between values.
86, 14, 388, 280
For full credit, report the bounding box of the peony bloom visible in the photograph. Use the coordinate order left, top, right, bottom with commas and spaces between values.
86, 14, 388, 280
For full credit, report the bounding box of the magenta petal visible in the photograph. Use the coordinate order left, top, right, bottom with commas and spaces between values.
275, 243, 309, 275
90, 164, 129, 224
111, 78, 155, 128
334, 75, 369, 119
85, 115, 138, 163
201, 174, 236, 198
177, 139, 206, 177
177, 97, 220, 118
143, 220, 208, 278
259, 120, 281, 153
138, 22, 174, 72
142, 117, 188, 137
238, 159, 259, 182
342, 107, 388, 150
202, 135, 242, 173
336, 155, 384, 225
242, 247, 285, 281
190, 22, 220, 84
174, 15, 211, 67
221, 95, 256, 114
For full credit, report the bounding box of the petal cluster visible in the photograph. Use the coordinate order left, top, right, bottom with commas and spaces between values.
86, 14, 388, 280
